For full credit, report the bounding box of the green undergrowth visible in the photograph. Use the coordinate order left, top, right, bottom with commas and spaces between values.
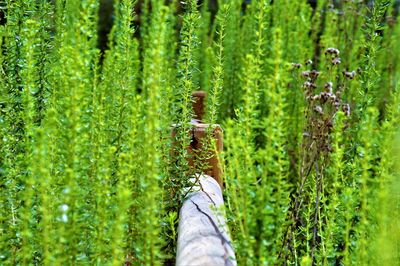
0, 0, 399, 265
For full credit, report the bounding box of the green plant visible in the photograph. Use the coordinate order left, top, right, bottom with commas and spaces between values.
1, 0, 399, 265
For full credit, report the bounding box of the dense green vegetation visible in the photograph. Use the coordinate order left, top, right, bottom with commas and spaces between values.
1, 0, 399, 265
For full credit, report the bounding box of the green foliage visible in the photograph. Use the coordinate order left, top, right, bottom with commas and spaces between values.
1, 0, 399, 265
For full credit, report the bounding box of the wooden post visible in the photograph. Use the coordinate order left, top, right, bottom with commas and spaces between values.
192, 91, 207, 122
187, 122, 223, 187
172, 91, 224, 187
174, 91, 235, 265
176, 174, 237, 266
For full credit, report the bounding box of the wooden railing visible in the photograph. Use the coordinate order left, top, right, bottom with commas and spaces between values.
175, 92, 236, 266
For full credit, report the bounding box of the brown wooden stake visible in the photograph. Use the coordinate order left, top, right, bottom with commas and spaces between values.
192, 91, 207, 121
172, 91, 224, 188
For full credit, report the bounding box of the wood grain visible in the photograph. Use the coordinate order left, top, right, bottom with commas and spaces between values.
176, 175, 236, 266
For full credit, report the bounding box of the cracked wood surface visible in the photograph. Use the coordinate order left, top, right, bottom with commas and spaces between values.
176, 175, 236, 266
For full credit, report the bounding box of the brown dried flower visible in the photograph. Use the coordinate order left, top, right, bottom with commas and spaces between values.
325, 47, 340, 56
312, 94, 321, 101
303, 81, 317, 90
342, 103, 351, 116
301, 70, 310, 78
315, 105, 324, 115
328, 93, 337, 102
309, 70, 320, 79
292, 63, 302, 69
332, 57, 341, 65
343, 70, 356, 79
324, 82, 333, 93
333, 100, 341, 110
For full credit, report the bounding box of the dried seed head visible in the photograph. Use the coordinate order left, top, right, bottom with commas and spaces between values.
315, 105, 324, 115
324, 82, 333, 93
292, 63, 302, 69
328, 93, 337, 102
320, 92, 330, 104
309, 70, 320, 79
305, 59, 313, 65
342, 103, 351, 116
312, 94, 321, 101
303, 81, 312, 88
332, 57, 341, 65
333, 100, 341, 110
325, 47, 340, 56
343, 70, 356, 79
301, 70, 310, 78
303, 81, 317, 90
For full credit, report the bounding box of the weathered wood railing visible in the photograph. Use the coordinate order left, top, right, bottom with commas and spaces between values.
176, 175, 236, 266
175, 92, 236, 266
